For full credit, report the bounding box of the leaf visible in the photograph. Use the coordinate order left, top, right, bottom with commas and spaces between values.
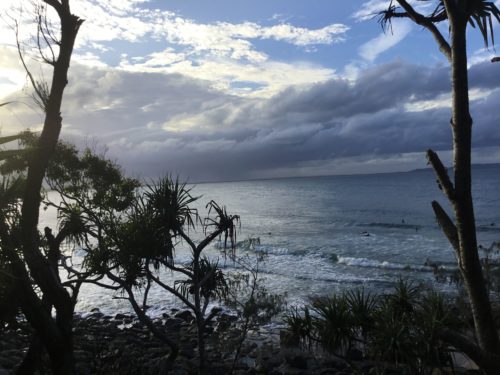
0, 149, 29, 162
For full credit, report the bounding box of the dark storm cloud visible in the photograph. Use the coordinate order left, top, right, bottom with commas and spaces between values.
258, 61, 450, 122
26, 59, 500, 181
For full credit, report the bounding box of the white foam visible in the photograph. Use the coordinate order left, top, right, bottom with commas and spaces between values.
252, 245, 290, 255
337, 256, 431, 272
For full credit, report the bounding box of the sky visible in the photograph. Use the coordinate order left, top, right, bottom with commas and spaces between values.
0, 0, 499, 182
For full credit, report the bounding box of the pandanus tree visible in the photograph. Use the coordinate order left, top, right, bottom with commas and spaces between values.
87, 178, 240, 373
378, 0, 500, 372
43, 149, 240, 374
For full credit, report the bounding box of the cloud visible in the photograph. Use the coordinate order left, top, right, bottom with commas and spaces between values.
3, 53, 500, 182
0, 1, 348, 53
359, 19, 412, 61
0, 1, 348, 99
120, 54, 337, 98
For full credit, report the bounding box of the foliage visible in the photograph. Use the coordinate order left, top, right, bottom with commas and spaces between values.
286, 280, 461, 373
176, 257, 228, 300
432, 241, 500, 294
375, 2, 500, 372
215, 252, 286, 373
285, 305, 313, 349
0, 132, 32, 166
43, 155, 243, 371
223, 254, 286, 325
0, 171, 26, 328
379, 0, 500, 48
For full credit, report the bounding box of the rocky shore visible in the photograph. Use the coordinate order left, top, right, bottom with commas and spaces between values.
0, 309, 480, 374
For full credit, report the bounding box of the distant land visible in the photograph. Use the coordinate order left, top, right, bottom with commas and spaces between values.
409, 163, 500, 173
190, 163, 500, 185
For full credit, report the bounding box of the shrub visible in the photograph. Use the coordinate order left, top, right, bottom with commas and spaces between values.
285, 281, 460, 373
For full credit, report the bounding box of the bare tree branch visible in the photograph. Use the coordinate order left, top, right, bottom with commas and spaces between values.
427, 149, 455, 201
431, 200, 460, 254
389, 0, 452, 61
15, 20, 49, 111
42, 0, 63, 18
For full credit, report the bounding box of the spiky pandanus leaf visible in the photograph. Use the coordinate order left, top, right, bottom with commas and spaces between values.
379, 0, 500, 47
175, 257, 228, 300
205, 200, 240, 257
143, 176, 199, 262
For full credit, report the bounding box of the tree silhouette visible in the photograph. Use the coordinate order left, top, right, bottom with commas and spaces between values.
379, 0, 500, 372
0, 1, 83, 374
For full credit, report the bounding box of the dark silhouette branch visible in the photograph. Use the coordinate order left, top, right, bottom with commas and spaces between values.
431, 200, 460, 254
15, 20, 49, 112
147, 271, 196, 311
427, 149, 455, 201
437, 328, 500, 373
381, 0, 452, 61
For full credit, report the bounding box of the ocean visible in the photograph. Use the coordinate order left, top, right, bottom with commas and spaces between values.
40, 165, 500, 317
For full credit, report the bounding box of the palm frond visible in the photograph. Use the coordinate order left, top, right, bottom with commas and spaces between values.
378, 0, 499, 48
145, 175, 200, 236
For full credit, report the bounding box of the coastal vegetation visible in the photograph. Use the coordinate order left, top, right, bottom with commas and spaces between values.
285, 280, 463, 374
1, 0, 500, 374
1, 133, 287, 373
376, 0, 500, 373
0, 0, 82, 373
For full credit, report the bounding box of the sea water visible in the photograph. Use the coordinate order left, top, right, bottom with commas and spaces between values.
40, 165, 500, 316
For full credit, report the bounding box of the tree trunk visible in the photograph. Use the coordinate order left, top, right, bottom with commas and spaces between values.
17, 3, 82, 374
193, 253, 207, 374
105, 273, 179, 366
448, 14, 500, 355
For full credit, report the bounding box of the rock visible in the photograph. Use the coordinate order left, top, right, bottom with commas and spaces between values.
114, 313, 127, 320
218, 312, 238, 323
280, 329, 300, 348
90, 307, 100, 313
282, 348, 308, 370
174, 310, 194, 323
257, 349, 283, 372
346, 348, 363, 361
88, 312, 104, 320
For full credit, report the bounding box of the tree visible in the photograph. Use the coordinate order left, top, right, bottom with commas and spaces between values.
378, 0, 500, 372
84, 178, 240, 373
42, 145, 241, 373
1, 1, 83, 374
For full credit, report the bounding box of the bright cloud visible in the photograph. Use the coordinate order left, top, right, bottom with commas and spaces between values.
0, 0, 348, 98
120, 53, 337, 98
359, 20, 412, 61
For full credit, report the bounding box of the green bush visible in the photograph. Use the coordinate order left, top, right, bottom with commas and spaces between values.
285, 280, 460, 373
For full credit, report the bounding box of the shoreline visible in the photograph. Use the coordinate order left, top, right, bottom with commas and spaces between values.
1, 308, 480, 375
